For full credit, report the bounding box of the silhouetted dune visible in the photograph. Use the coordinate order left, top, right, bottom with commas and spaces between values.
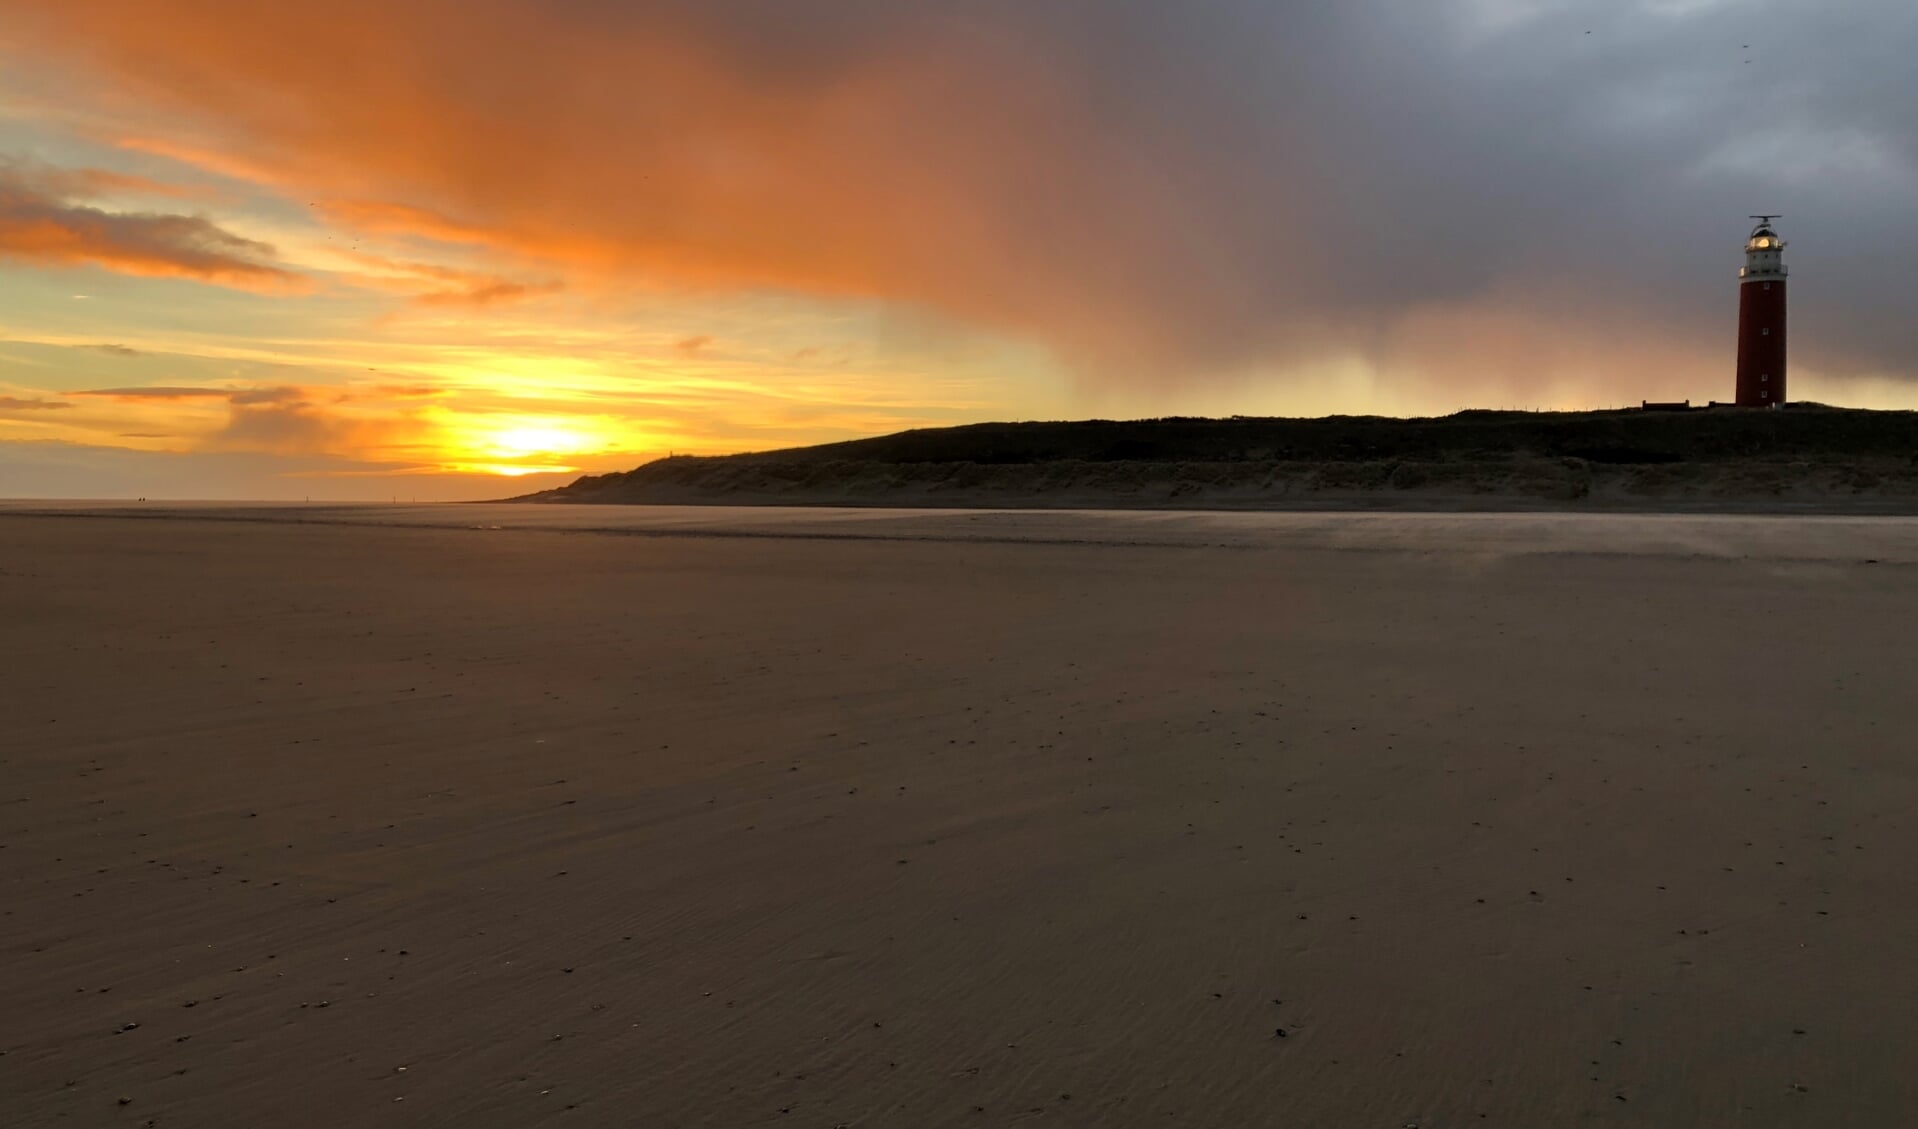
522, 406, 1918, 511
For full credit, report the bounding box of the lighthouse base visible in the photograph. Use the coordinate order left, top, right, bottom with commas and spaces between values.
1734, 280, 1787, 407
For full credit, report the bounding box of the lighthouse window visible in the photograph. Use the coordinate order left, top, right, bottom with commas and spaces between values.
1762, 328, 1770, 336
1761, 391, 1769, 399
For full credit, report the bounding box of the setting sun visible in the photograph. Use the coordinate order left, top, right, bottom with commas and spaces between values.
407, 413, 642, 477
484, 422, 595, 458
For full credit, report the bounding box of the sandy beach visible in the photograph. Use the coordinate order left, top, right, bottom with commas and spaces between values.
3, 504, 1915, 1127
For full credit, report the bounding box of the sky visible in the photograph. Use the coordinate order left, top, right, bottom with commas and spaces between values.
1, 0, 1914, 500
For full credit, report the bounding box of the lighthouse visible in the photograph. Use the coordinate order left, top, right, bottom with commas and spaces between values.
1735, 216, 1787, 407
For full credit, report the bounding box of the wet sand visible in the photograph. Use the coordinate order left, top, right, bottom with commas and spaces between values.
3, 505, 1916, 1126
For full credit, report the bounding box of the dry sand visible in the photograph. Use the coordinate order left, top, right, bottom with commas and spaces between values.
3, 504, 1916, 1126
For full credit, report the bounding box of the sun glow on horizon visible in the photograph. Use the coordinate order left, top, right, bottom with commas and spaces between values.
436, 414, 637, 476
484, 422, 594, 458
442, 460, 583, 477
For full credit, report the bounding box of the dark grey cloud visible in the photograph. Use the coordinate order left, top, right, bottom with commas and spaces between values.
9, 0, 1915, 396
541, 0, 1918, 386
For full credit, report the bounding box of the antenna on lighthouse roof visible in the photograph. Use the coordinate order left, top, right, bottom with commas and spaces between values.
1749, 214, 1781, 225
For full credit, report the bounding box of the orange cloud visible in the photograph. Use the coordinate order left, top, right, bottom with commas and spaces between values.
75, 386, 236, 399
2, 160, 198, 202
6, 0, 1912, 401
410, 276, 561, 309
316, 199, 492, 245
0, 395, 72, 412
208, 386, 398, 455
0, 162, 303, 290
0, 2, 1198, 363
369, 383, 451, 399
110, 136, 281, 192
337, 250, 559, 307
73, 169, 202, 199
69, 381, 422, 456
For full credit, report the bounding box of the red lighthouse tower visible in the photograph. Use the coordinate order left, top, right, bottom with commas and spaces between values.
1735, 215, 1787, 407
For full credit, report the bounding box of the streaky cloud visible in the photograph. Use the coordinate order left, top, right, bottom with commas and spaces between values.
0, 160, 303, 291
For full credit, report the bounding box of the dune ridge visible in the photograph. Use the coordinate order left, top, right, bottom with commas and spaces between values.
526, 408, 1918, 512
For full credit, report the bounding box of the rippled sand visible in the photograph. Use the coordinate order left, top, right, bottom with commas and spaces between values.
4, 505, 1915, 1126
